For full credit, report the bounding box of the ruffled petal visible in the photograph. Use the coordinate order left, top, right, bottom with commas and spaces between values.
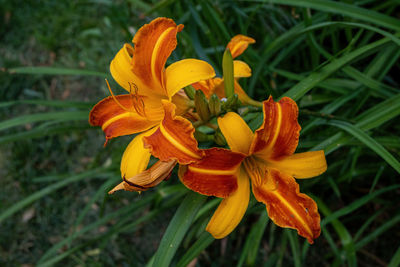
233, 60, 251, 78
178, 148, 245, 198
218, 112, 254, 155
251, 168, 320, 244
206, 167, 250, 239
226, 34, 255, 59
250, 96, 301, 160
132, 17, 183, 96
109, 159, 176, 193
267, 151, 327, 179
143, 100, 203, 164
89, 95, 161, 139
165, 59, 215, 98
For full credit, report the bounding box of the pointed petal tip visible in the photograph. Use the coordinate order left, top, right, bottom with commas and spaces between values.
108, 182, 125, 194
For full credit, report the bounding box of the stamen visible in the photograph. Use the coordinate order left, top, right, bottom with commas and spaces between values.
105, 79, 131, 112
243, 157, 277, 191
129, 82, 147, 117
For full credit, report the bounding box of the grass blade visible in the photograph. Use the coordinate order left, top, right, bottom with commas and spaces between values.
326, 120, 400, 174
0, 168, 111, 223
252, 0, 400, 32
7, 66, 108, 77
176, 232, 214, 267
0, 111, 89, 131
282, 37, 391, 100
152, 191, 207, 267
238, 210, 269, 267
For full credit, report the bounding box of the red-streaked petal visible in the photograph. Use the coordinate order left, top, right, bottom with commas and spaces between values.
89, 95, 161, 139
143, 100, 203, 164
226, 34, 255, 59
251, 168, 320, 244
132, 17, 183, 96
250, 96, 301, 160
206, 167, 250, 239
178, 148, 246, 197
109, 159, 176, 194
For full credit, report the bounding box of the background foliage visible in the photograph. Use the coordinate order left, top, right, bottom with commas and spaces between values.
1, 0, 399, 266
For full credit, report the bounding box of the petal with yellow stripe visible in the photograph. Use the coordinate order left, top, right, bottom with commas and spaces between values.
250, 96, 301, 160
178, 148, 246, 198
251, 168, 321, 244
226, 34, 255, 59
143, 100, 203, 164
132, 17, 183, 96
89, 95, 160, 140
206, 167, 250, 239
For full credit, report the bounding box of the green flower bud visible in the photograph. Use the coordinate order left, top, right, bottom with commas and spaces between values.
194, 90, 211, 122
184, 85, 196, 100
214, 130, 227, 146
209, 94, 221, 117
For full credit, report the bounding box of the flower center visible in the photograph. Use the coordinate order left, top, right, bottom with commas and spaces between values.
243, 156, 277, 191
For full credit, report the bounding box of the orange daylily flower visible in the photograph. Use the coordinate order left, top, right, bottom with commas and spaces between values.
192, 34, 258, 106
90, 17, 215, 141
88, 18, 215, 192
177, 96, 327, 243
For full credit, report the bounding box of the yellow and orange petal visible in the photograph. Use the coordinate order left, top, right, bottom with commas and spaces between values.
192, 78, 223, 98
226, 34, 255, 59
178, 148, 246, 198
217, 112, 254, 155
110, 44, 148, 95
250, 96, 301, 160
165, 59, 215, 99
267, 151, 327, 179
251, 168, 321, 244
131, 17, 183, 96
143, 100, 203, 164
206, 167, 250, 239
89, 95, 160, 140
120, 128, 158, 179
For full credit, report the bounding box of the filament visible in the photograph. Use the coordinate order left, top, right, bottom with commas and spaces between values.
105, 79, 131, 112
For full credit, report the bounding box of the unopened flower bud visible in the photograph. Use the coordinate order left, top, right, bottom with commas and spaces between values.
184, 85, 196, 100
209, 94, 221, 117
194, 90, 211, 122
214, 130, 227, 146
